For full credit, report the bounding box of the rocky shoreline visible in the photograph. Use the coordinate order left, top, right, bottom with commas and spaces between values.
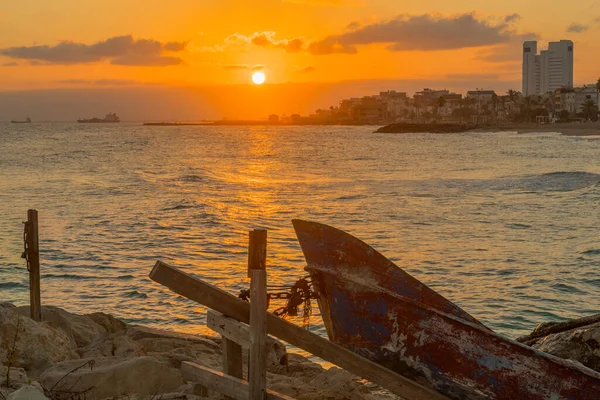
1, 303, 599, 399
0, 303, 395, 400
375, 121, 600, 136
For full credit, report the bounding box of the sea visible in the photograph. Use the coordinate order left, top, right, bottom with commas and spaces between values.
1, 123, 599, 344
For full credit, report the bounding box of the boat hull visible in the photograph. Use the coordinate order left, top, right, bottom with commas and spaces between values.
293, 220, 600, 399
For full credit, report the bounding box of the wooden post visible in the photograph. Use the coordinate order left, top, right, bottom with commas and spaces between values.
247, 229, 267, 278
249, 229, 267, 400
27, 209, 42, 322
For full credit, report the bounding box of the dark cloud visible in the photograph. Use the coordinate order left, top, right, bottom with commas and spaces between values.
307, 38, 357, 55
347, 21, 361, 30
504, 14, 521, 23
163, 41, 188, 51
111, 55, 182, 66
223, 64, 265, 70
284, 38, 305, 52
209, 13, 527, 56
309, 13, 520, 54
245, 31, 306, 52
0, 35, 186, 66
567, 23, 589, 33
2, 62, 18, 67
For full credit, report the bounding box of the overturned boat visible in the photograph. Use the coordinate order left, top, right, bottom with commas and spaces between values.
292, 219, 600, 399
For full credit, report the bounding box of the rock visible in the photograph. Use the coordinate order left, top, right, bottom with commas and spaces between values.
78, 331, 146, 359
6, 386, 48, 400
0, 306, 78, 376
87, 312, 127, 333
531, 321, 600, 371
40, 356, 184, 399
16, 305, 125, 348
0, 366, 29, 389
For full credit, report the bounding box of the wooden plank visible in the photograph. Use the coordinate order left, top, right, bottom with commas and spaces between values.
207, 310, 251, 348
223, 338, 243, 380
27, 209, 42, 322
150, 260, 448, 400
247, 229, 267, 277
250, 269, 267, 400
181, 361, 295, 400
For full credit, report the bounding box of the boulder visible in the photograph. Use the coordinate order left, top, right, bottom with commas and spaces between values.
87, 312, 127, 334
16, 306, 126, 348
0, 306, 78, 376
6, 386, 48, 400
0, 366, 29, 389
78, 331, 146, 359
531, 321, 600, 371
39, 357, 184, 399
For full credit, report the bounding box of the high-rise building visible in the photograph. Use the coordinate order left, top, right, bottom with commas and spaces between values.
522, 40, 573, 96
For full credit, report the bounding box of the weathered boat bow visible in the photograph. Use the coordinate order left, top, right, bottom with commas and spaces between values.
292, 219, 600, 399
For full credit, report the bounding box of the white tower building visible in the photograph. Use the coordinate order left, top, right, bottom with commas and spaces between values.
522, 40, 573, 96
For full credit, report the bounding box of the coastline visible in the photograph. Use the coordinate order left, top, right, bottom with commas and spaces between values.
468, 122, 600, 136
375, 121, 600, 136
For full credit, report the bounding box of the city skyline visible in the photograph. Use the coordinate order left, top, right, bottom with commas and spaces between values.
1, 1, 600, 119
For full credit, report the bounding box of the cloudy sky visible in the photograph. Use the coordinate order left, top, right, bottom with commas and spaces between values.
1, 0, 599, 119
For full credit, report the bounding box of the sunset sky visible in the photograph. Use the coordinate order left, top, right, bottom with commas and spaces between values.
1, 0, 599, 119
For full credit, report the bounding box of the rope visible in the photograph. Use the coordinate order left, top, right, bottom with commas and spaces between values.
21, 220, 30, 271
238, 275, 320, 328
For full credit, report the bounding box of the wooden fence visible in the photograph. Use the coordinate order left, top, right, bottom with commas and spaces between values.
150, 228, 447, 400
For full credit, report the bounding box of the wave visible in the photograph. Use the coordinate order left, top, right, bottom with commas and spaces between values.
581, 249, 600, 255
179, 174, 206, 183
124, 290, 148, 299
497, 171, 600, 193
506, 223, 532, 230
0, 281, 26, 289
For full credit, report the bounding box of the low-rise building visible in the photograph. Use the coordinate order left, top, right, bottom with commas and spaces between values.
554, 85, 599, 115
466, 90, 497, 104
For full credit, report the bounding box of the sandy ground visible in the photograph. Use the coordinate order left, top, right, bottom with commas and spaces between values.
469, 122, 600, 136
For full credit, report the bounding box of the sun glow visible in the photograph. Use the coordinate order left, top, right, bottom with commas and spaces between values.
252, 71, 266, 85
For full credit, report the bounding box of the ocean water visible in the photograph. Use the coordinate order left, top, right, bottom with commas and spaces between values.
1, 123, 599, 342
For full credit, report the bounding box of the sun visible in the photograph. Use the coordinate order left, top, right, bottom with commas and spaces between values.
252, 71, 266, 85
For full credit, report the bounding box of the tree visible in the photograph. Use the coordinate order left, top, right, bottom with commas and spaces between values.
491, 93, 499, 124
506, 89, 522, 122
507, 89, 521, 105
413, 97, 422, 120
435, 96, 446, 121
521, 95, 538, 122
596, 77, 600, 92
580, 99, 599, 120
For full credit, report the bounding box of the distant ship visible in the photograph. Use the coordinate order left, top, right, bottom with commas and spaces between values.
11, 117, 31, 124
77, 113, 120, 123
